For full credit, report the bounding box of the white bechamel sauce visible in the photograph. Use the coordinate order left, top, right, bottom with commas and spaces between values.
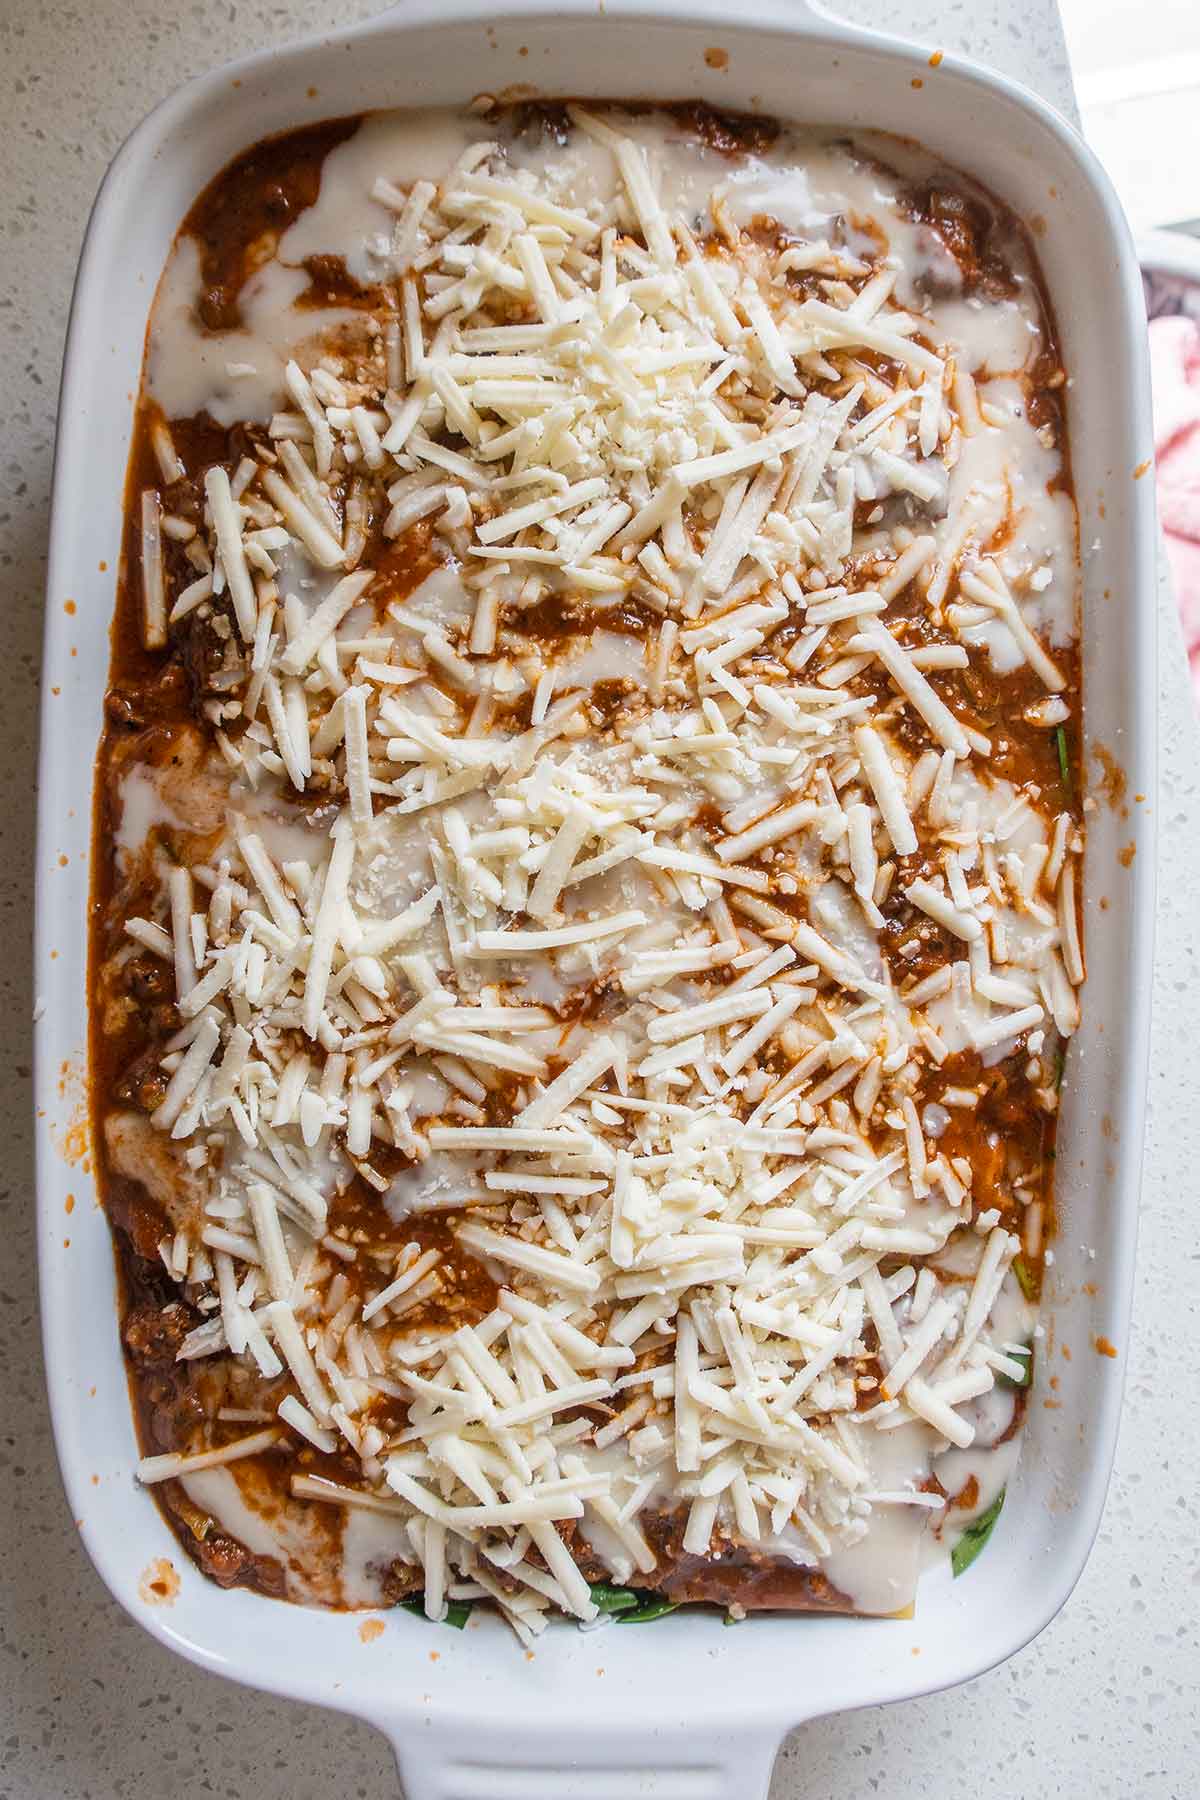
820, 1421, 931, 1615
115, 765, 187, 858
401, 562, 475, 629
557, 628, 651, 692
384, 1144, 475, 1220
928, 1421, 1024, 1573
246, 797, 336, 870
147, 238, 365, 427
283, 110, 484, 288
944, 379, 1077, 650
340, 1507, 410, 1607
923, 1272, 1033, 1551
723, 165, 823, 237
181, 1466, 342, 1604
354, 811, 440, 912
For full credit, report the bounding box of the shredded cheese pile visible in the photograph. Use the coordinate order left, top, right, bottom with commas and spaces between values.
121, 107, 1082, 1639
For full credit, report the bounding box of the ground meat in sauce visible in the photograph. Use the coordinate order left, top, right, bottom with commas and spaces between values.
124, 1299, 195, 1368
588, 676, 644, 727
668, 102, 781, 159
297, 253, 388, 310
183, 118, 360, 331
182, 1512, 287, 1597
504, 100, 575, 148
537, 1511, 855, 1612
906, 185, 1020, 299
513, 590, 664, 642
504, 98, 781, 160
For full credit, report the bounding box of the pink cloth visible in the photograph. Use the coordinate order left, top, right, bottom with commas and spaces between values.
1149, 315, 1200, 702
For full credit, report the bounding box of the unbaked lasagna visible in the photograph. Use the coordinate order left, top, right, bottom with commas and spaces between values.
91, 100, 1082, 1638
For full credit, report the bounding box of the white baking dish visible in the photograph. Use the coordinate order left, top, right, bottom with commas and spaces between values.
36, 2, 1156, 1793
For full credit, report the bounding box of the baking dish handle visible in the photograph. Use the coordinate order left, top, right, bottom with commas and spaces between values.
386, 1719, 783, 1800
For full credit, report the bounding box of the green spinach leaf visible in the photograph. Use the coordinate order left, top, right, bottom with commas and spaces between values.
400, 1595, 472, 1629
588, 1582, 641, 1614
951, 1487, 1006, 1578
614, 1594, 679, 1623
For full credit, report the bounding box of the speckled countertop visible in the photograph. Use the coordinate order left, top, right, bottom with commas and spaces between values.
2, 2, 1198, 1796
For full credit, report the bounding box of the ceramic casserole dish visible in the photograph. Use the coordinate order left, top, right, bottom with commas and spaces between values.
36, 2, 1155, 1794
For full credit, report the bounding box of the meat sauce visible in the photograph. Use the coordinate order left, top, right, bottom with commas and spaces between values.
184, 117, 361, 331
